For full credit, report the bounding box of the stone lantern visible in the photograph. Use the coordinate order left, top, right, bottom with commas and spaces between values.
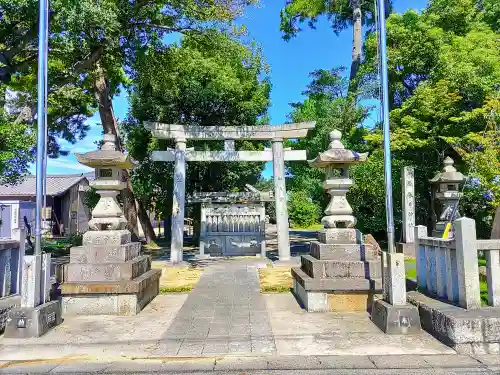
291, 130, 382, 312
83, 133, 133, 232
430, 157, 466, 238
60, 133, 160, 315
311, 129, 367, 229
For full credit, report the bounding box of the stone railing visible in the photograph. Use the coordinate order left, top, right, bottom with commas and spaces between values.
415, 217, 500, 309
0, 231, 25, 299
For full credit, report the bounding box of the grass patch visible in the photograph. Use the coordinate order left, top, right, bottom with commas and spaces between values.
153, 263, 203, 292
406, 268, 416, 280
160, 285, 193, 293
480, 280, 488, 305
291, 223, 324, 231
259, 266, 292, 293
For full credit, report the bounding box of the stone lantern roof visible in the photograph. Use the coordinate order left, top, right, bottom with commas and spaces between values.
308, 130, 368, 168
75, 133, 135, 169
429, 157, 465, 184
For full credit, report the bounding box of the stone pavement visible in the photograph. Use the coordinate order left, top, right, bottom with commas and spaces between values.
161, 259, 276, 355
0, 354, 498, 374
1, 258, 453, 361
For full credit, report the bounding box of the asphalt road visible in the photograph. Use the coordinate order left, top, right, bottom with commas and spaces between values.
1, 354, 498, 374
0, 370, 494, 375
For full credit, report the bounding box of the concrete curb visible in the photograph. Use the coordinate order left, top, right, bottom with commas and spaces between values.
0, 354, 498, 373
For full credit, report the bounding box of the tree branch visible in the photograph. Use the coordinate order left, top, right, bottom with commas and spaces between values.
131, 22, 201, 33
1, 26, 39, 64
71, 46, 105, 75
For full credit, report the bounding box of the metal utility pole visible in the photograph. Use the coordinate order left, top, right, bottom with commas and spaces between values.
42, 2, 49, 238
35, 0, 49, 255
377, 0, 395, 253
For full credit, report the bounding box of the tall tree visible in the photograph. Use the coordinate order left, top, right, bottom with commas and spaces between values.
280, 0, 392, 93
360, 0, 500, 238
1, 0, 255, 241
285, 68, 373, 232
124, 30, 271, 239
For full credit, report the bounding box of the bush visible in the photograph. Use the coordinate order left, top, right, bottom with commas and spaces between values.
67, 232, 83, 247
288, 190, 320, 228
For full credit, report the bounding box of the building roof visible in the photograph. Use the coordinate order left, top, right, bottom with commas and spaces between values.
0, 174, 89, 197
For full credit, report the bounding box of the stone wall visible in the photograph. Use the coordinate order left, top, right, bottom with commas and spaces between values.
0, 296, 20, 333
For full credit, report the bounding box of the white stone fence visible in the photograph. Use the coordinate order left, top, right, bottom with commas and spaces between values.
415, 217, 500, 309
0, 231, 25, 299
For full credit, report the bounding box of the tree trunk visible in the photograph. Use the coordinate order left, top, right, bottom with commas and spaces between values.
348, 0, 363, 94
93, 65, 157, 244
491, 204, 500, 239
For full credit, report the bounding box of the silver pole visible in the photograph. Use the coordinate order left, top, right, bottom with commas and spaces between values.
42, 5, 49, 239
34, 0, 49, 255
377, 0, 396, 253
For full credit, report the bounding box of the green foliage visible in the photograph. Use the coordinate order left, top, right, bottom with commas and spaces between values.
285, 68, 371, 232
481, 0, 500, 31
124, 31, 271, 221
280, 0, 388, 38
288, 190, 320, 228
359, 1, 500, 237
0, 108, 35, 184
0, 0, 256, 182
83, 188, 100, 211
67, 232, 83, 247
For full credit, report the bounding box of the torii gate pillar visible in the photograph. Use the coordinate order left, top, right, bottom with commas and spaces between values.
171, 137, 187, 264
272, 138, 290, 260
146, 121, 316, 263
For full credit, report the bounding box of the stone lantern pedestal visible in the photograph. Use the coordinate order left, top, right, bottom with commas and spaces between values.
60, 133, 161, 315
292, 130, 382, 312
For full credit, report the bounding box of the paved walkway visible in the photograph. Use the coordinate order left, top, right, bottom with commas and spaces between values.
162, 260, 276, 355
0, 258, 453, 360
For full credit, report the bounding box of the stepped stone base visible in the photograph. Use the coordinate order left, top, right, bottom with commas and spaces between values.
292, 267, 382, 312
70, 242, 141, 264
61, 269, 161, 316
67, 255, 151, 282
310, 242, 377, 261
300, 255, 381, 279
318, 228, 363, 244
293, 278, 376, 312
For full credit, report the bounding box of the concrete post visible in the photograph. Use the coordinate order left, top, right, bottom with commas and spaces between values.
1, 248, 12, 297
486, 249, 500, 307
414, 225, 428, 291
171, 138, 187, 264
454, 217, 481, 309
21, 254, 42, 308
41, 253, 51, 303
387, 252, 406, 305
17, 230, 26, 295
199, 204, 206, 257
436, 247, 447, 298
402, 166, 415, 243
260, 203, 266, 258
272, 138, 290, 261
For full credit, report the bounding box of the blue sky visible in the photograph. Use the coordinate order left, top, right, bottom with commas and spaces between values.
36, 0, 428, 178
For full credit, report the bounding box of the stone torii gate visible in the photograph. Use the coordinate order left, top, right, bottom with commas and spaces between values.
145, 121, 315, 264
